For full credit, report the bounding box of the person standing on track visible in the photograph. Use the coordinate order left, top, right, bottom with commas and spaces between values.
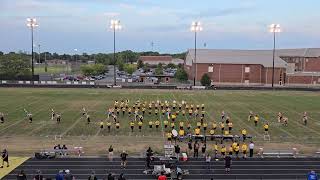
249, 141, 254, 158
120, 150, 128, 169
224, 154, 232, 174
108, 145, 114, 161
0, 149, 9, 168
193, 141, 199, 158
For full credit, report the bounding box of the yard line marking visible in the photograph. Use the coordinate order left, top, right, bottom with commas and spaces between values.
0, 99, 53, 135
257, 96, 320, 137
230, 92, 296, 138
59, 115, 83, 137
0, 98, 44, 130
223, 93, 295, 139
26, 100, 70, 136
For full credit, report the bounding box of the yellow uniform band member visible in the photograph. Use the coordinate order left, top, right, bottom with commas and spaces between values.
179, 129, 185, 136
179, 121, 184, 129
107, 122, 111, 132
138, 121, 143, 132
171, 122, 175, 129
164, 120, 168, 128
167, 132, 172, 141
130, 121, 134, 132
115, 122, 120, 129
155, 120, 160, 129
195, 128, 201, 136
197, 122, 201, 128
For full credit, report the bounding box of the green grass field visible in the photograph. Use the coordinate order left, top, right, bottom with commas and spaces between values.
0, 88, 320, 154
34, 64, 71, 74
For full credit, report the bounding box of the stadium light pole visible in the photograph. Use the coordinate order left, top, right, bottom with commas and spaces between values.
190, 21, 203, 86
110, 19, 122, 86
74, 48, 78, 62
269, 24, 281, 88
38, 44, 41, 64
27, 18, 38, 81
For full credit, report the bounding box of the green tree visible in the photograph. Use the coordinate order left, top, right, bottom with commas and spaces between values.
155, 66, 163, 75
80, 64, 106, 76
117, 60, 125, 71
120, 50, 139, 64
200, 73, 211, 86
174, 68, 188, 82
124, 64, 136, 75
0, 51, 3, 56
165, 63, 177, 69
137, 59, 144, 69
0, 53, 31, 79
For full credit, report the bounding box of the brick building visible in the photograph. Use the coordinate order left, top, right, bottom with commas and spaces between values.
185, 48, 320, 85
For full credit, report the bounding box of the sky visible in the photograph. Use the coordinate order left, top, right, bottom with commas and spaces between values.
1, 0, 320, 54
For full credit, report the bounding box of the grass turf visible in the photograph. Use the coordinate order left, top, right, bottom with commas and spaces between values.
34, 64, 71, 74
0, 88, 320, 146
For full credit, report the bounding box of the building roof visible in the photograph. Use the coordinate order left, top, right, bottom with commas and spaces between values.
277, 48, 320, 57
186, 49, 287, 68
139, 56, 172, 62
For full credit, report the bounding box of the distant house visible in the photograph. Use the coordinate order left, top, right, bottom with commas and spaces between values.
140, 56, 173, 65
46, 59, 67, 65
139, 56, 185, 65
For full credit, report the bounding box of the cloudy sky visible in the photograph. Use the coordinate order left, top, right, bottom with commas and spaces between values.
1, 0, 320, 54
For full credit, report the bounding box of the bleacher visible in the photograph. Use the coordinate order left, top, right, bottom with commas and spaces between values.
4, 157, 320, 179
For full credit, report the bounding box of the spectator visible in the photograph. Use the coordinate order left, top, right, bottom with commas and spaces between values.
120, 150, 128, 169
64, 170, 75, 180
193, 141, 199, 158
146, 155, 151, 169
308, 171, 318, 180
224, 155, 232, 174
105, 173, 115, 180
158, 171, 167, 180
187, 139, 192, 154
118, 173, 126, 180
201, 143, 206, 156
146, 147, 153, 157
88, 171, 97, 180
54, 144, 61, 150
1, 148, 9, 168
33, 170, 44, 180
62, 145, 68, 156
55, 170, 64, 180
174, 145, 180, 159
205, 154, 211, 170
249, 141, 254, 158
108, 145, 114, 161
17, 170, 27, 180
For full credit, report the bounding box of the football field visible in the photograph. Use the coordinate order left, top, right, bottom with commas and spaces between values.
0, 88, 319, 155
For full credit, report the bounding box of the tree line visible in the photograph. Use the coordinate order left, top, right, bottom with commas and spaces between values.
0, 50, 186, 80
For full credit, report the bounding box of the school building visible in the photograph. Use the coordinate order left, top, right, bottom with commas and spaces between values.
184, 48, 320, 85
